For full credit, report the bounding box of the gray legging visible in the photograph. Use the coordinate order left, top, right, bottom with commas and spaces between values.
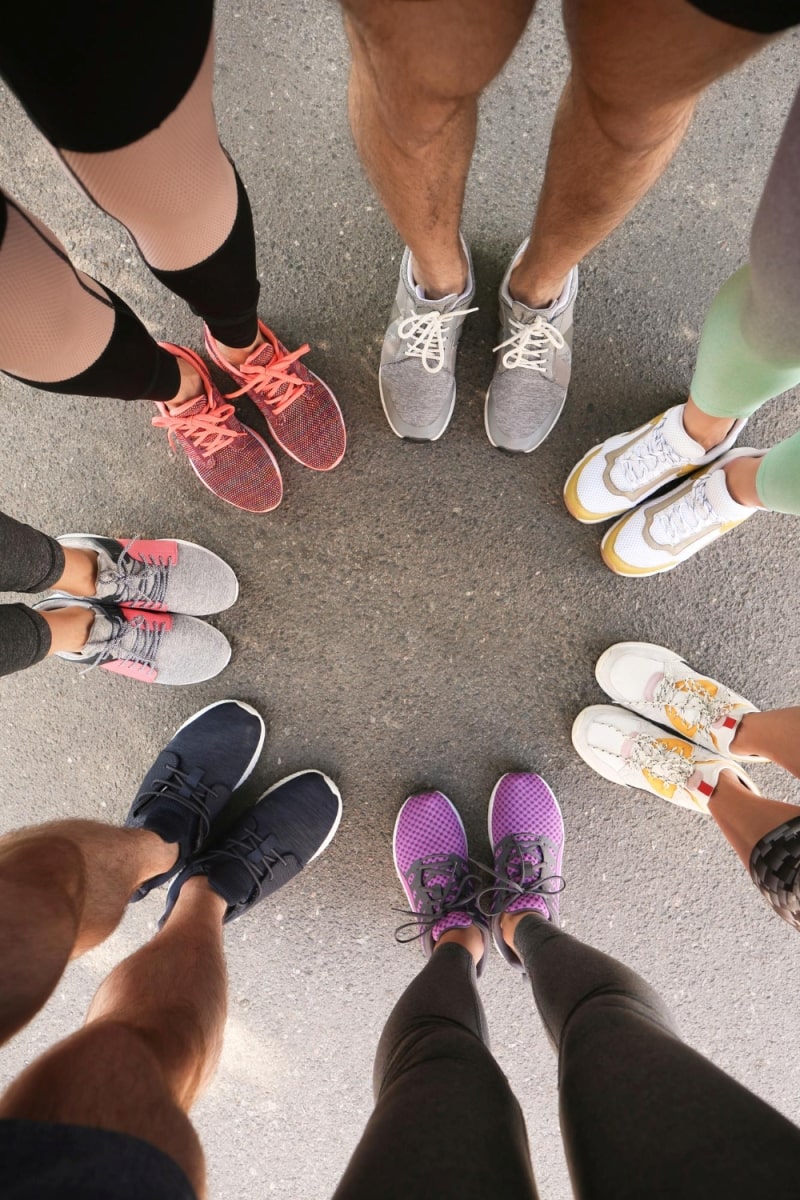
0, 510, 64, 677
334, 913, 800, 1200
690, 83, 800, 514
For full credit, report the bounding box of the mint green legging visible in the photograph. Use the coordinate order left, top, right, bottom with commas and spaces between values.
690, 85, 800, 516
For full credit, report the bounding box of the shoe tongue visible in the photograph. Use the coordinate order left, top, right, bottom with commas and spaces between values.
246, 340, 276, 369
703, 467, 754, 520
662, 406, 705, 459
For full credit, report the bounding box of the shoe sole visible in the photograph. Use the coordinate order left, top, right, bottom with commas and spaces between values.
55, 535, 240, 611
594, 642, 768, 764
484, 387, 566, 455
378, 374, 455, 443
487, 773, 564, 962
392, 791, 467, 902
256, 769, 343, 862
172, 700, 266, 789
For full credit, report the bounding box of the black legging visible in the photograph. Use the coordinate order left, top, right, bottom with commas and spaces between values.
334, 914, 800, 1199
0, 2, 259, 402
0, 511, 63, 677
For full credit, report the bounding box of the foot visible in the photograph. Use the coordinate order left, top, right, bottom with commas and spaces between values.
378, 241, 477, 442
54, 535, 238, 616
32, 597, 231, 685
600, 448, 764, 577
161, 770, 342, 925
205, 321, 346, 472
479, 773, 564, 969
485, 241, 577, 453
594, 642, 766, 762
393, 790, 489, 972
571, 706, 759, 814
152, 344, 283, 512
564, 404, 746, 524
127, 700, 266, 899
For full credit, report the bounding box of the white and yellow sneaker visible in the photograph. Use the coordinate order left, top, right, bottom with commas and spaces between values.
594, 642, 766, 762
600, 449, 762, 577
563, 405, 745, 525
571, 706, 759, 815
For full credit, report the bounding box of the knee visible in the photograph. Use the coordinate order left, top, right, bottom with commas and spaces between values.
573, 73, 697, 157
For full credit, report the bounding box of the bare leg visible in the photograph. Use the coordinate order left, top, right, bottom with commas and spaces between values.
342, 0, 534, 298
511, 0, 770, 307
0, 877, 226, 1197
732, 707, 800, 778
0, 820, 176, 1045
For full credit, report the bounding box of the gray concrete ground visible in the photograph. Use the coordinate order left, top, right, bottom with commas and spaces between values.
1, 4, 799, 1198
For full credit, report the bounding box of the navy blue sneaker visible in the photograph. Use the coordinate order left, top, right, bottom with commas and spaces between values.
160, 770, 342, 925
126, 700, 266, 901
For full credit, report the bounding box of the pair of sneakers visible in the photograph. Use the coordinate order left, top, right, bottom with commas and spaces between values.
379, 239, 577, 452
572, 642, 763, 815
564, 402, 760, 576
394, 772, 565, 972
35, 534, 239, 685
125, 699, 342, 921
152, 324, 346, 513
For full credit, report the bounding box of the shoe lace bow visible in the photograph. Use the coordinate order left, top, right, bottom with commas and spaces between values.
81, 611, 165, 676
394, 853, 481, 943
101, 538, 170, 608
213, 828, 292, 905
628, 733, 695, 788
131, 764, 221, 845
152, 395, 244, 458
474, 836, 564, 919
226, 343, 311, 414
494, 315, 564, 373
397, 306, 478, 374
653, 671, 732, 734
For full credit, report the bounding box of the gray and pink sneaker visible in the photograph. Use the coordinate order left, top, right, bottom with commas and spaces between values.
393, 790, 490, 973
481, 773, 565, 969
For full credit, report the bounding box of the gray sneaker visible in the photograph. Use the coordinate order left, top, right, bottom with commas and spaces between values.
379, 243, 477, 441
485, 240, 578, 453
33, 597, 231, 685
55, 534, 238, 616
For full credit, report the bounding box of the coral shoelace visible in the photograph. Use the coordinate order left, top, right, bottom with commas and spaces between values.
152, 397, 244, 458
226, 342, 311, 414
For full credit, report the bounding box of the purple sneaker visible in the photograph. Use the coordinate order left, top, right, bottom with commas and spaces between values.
481, 773, 565, 969
393, 791, 490, 973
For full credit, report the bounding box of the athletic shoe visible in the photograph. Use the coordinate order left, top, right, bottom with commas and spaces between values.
393, 790, 490, 971
601, 448, 763, 576
378, 242, 477, 441
594, 642, 766, 762
152, 343, 283, 512
55, 535, 238, 616
485, 241, 577, 453
564, 404, 746, 524
205, 321, 346, 472
571, 706, 759, 815
126, 700, 266, 900
479, 773, 565, 969
160, 770, 342, 925
33, 597, 230, 685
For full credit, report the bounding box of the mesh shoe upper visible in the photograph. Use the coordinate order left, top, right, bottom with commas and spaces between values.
205, 321, 346, 472
152, 344, 283, 513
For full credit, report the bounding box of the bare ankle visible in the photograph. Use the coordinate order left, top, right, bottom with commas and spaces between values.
410, 247, 468, 301
724, 455, 764, 509
164, 358, 205, 410
435, 923, 484, 966
682, 396, 736, 452
213, 330, 264, 368
508, 264, 566, 311
42, 606, 94, 655
54, 547, 98, 597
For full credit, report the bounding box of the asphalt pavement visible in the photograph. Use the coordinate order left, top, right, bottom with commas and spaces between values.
1, 4, 799, 1198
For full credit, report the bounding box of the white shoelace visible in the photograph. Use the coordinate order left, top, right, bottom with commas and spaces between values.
494, 315, 564, 373
652, 671, 732, 734
617, 422, 686, 488
652, 478, 719, 545
628, 734, 695, 788
397, 307, 478, 374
